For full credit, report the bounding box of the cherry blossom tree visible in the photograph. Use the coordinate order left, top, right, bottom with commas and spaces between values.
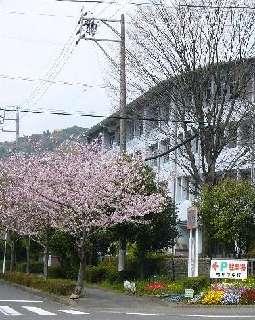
0, 142, 166, 295
0, 163, 59, 277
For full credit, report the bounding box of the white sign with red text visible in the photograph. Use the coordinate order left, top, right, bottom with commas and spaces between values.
210, 259, 248, 279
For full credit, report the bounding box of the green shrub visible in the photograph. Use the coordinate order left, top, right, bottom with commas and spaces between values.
62, 263, 79, 280
167, 282, 184, 294
85, 265, 107, 283
181, 276, 210, 294
16, 262, 43, 274
2, 272, 75, 296
48, 266, 65, 279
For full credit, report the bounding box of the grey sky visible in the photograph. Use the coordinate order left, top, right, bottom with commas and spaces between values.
0, 0, 132, 141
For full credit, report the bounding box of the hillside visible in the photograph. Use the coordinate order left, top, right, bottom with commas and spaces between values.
0, 126, 88, 158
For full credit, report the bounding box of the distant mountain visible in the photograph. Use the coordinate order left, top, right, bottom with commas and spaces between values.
0, 126, 88, 158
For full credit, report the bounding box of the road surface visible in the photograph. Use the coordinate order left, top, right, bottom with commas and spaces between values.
0, 282, 255, 319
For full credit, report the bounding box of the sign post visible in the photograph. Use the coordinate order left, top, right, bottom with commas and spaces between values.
187, 206, 199, 277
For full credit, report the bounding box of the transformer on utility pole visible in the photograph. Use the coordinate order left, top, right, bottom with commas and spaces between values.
76, 11, 127, 152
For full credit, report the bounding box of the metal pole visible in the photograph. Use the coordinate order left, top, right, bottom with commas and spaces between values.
251, 122, 255, 184
2, 230, 7, 274
16, 107, 19, 144
195, 227, 199, 277
188, 229, 192, 277
119, 13, 126, 153
118, 14, 127, 273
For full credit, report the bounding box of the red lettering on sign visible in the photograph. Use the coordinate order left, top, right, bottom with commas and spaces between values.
240, 264, 247, 271
229, 263, 235, 271
212, 262, 219, 271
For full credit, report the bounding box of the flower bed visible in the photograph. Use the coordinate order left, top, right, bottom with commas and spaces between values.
196, 279, 255, 305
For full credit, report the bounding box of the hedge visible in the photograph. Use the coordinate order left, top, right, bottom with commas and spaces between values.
16, 262, 43, 274
1, 272, 75, 296
181, 276, 210, 294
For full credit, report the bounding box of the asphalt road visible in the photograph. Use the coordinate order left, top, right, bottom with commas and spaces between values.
1, 282, 255, 319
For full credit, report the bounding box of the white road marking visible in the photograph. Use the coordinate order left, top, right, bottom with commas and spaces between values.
59, 309, 90, 315
100, 311, 125, 314
22, 306, 57, 315
126, 312, 161, 316
186, 315, 255, 318
0, 306, 22, 315
0, 300, 43, 303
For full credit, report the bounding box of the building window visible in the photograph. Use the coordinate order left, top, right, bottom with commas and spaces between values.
161, 138, 170, 163
240, 120, 252, 146
191, 136, 199, 153
127, 120, 135, 141
177, 177, 182, 202
150, 106, 159, 129
226, 124, 237, 148
183, 177, 190, 200
205, 83, 212, 103
109, 132, 115, 148
135, 120, 143, 137
177, 132, 184, 154
240, 169, 251, 181
148, 143, 158, 167
160, 106, 170, 124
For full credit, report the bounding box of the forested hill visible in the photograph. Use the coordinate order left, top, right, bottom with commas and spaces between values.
0, 126, 88, 158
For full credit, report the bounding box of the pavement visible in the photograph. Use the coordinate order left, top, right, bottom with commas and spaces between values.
1, 281, 255, 319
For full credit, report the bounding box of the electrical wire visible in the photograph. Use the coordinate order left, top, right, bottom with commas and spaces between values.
1, 2, 255, 15
0, 73, 108, 89
0, 9, 76, 18
24, 14, 80, 108
56, 0, 255, 10
0, 106, 198, 123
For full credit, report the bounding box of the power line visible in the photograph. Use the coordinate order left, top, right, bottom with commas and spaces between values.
0, 106, 198, 123
24, 14, 80, 107
0, 73, 108, 89
145, 133, 198, 162
0, 9, 76, 18
56, 0, 255, 10
180, 4, 255, 10
1, 2, 254, 12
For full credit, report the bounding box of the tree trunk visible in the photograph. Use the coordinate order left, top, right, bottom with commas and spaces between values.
171, 255, 176, 281
43, 245, 49, 279
26, 237, 31, 274
10, 240, 15, 272
74, 242, 86, 297
138, 254, 145, 280
118, 237, 126, 272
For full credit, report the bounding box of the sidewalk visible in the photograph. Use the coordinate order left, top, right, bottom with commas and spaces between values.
73, 286, 255, 316
74, 285, 168, 312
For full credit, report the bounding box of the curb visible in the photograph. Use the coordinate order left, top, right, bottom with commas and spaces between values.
0, 280, 74, 306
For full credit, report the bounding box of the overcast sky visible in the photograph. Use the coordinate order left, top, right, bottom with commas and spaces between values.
0, 0, 134, 141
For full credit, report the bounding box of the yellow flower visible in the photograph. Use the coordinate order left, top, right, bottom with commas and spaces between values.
201, 290, 224, 305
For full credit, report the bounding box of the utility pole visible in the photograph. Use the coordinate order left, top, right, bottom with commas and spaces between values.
1, 106, 20, 145
119, 14, 126, 152
1, 107, 19, 274
76, 11, 127, 152
76, 12, 127, 272
16, 107, 20, 144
